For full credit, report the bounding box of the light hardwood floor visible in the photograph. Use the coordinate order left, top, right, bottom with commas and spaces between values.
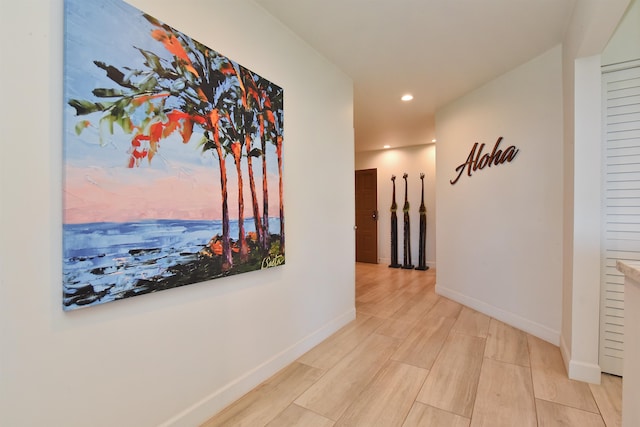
202, 263, 622, 427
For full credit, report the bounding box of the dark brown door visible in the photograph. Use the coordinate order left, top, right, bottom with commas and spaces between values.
355, 168, 378, 263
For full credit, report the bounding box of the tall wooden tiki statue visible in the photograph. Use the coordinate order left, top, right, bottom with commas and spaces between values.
402, 173, 414, 269
416, 173, 429, 271
389, 175, 401, 268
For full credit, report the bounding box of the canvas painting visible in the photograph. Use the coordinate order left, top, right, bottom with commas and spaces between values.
63, 0, 284, 310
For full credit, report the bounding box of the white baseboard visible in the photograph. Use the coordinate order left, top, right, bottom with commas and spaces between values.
560, 334, 601, 384
568, 359, 601, 384
159, 307, 356, 427
435, 283, 560, 345
378, 257, 391, 266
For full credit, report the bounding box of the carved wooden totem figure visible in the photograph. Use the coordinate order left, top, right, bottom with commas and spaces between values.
389, 175, 401, 268
416, 173, 429, 271
402, 173, 414, 269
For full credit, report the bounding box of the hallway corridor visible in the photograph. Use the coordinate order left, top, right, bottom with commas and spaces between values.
202, 263, 621, 426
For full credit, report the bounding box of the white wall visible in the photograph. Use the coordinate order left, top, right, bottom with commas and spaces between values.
355, 144, 436, 268
435, 46, 564, 344
0, 1, 355, 426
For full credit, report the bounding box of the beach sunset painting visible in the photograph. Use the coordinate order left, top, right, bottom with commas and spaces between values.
63, 0, 284, 310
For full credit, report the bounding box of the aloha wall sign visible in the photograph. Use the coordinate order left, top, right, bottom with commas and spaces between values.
450, 137, 519, 185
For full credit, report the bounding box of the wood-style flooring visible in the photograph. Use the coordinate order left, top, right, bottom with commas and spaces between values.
202, 262, 622, 427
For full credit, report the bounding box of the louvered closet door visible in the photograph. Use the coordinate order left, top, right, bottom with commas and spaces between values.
601, 62, 640, 376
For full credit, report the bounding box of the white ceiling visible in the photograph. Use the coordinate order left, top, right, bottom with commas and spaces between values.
254, 0, 577, 152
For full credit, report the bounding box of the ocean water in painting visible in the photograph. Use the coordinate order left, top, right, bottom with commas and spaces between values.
63, 218, 281, 310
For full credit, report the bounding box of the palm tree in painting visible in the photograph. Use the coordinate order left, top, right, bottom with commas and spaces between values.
270, 87, 285, 254
240, 71, 285, 254
68, 13, 284, 271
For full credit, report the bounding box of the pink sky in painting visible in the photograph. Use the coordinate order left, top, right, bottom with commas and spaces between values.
64, 165, 277, 224
64, 166, 217, 223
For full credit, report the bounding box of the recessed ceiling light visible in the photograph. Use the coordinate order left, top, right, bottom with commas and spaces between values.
401, 94, 413, 102
432, 139, 437, 143
383, 145, 391, 149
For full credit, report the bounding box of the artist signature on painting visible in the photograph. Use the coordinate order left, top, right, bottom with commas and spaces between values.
261, 254, 285, 269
